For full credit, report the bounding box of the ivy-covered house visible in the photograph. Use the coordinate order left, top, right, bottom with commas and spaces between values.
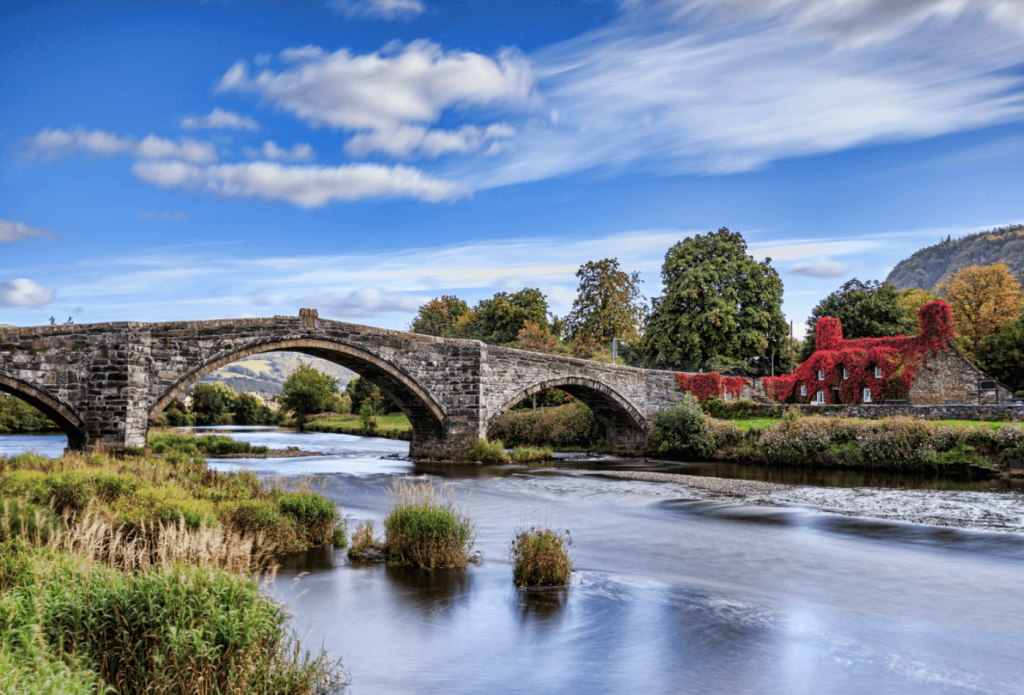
762, 301, 1011, 406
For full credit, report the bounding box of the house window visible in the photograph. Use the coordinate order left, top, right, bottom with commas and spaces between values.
817, 370, 824, 381
816, 390, 825, 404
842, 367, 848, 380
863, 388, 872, 403
800, 385, 807, 397
874, 366, 882, 379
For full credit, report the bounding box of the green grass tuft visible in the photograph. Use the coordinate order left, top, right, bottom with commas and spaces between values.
509, 526, 574, 587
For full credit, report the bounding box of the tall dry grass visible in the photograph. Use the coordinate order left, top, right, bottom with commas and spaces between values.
383, 478, 476, 568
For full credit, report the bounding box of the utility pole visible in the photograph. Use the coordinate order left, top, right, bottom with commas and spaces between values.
612, 337, 618, 365
789, 321, 794, 373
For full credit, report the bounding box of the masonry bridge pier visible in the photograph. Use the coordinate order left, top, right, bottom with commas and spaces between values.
0, 311, 687, 458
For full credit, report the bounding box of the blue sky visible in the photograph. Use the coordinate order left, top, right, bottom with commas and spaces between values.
2, 0, 1023, 338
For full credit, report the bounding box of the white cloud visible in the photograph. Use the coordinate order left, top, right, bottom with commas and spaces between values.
789, 258, 853, 278
180, 108, 258, 130
28, 128, 216, 164
217, 40, 534, 135
131, 159, 465, 206
328, 0, 425, 21
302, 288, 423, 319
0, 279, 55, 307
470, 0, 1024, 188
244, 140, 315, 161
0, 219, 59, 242
346, 123, 515, 158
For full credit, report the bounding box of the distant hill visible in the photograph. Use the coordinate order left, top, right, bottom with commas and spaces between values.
198, 352, 355, 396
885, 224, 1024, 290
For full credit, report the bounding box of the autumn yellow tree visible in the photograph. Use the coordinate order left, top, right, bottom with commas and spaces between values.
936, 263, 1024, 358
898, 288, 941, 332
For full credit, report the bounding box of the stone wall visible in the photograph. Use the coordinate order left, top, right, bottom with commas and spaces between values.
908, 346, 1013, 405
749, 402, 1024, 421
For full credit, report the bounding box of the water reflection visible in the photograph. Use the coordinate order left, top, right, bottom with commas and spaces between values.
384, 565, 475, 616
514, 585, 568, 628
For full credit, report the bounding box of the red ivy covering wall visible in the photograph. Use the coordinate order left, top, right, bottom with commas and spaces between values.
675, 372, 750, 402
762, 301, 954, 405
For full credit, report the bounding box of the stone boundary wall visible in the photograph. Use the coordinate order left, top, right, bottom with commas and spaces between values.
757, 403, 1024, 422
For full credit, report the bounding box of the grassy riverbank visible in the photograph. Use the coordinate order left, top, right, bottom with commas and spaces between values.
0, 444, 347, 693
304, 412, 413, 440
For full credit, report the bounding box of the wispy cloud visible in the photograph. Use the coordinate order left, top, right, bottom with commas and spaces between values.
131, 160, 465, 206
180, 107, 258, 130
28, 128, 217, 164
346, 123, 515, 158
0, 219, 59, 243
301, 288, 424, 319
0, 279, 55, 307
789, 258, 853, 279
328, 0, 425, 21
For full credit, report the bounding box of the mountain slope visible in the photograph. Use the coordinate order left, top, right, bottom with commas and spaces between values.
884, 225, 1024, 290
199, 352, 355, 396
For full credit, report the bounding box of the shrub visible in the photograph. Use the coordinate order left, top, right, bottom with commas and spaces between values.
648, 394, 706, 455
490, 401, 601, 449
383, 479, 475, 568
278, 492, 337, 546
508, 526, 573, 587
464, 439, 510, 464
511, 446, 554, 463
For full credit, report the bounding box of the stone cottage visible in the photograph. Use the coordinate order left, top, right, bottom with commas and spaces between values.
761, 301, 1012, 406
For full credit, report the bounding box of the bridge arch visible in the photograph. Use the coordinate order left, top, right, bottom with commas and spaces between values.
486, 376, 647, 450
150, 338, 447, 443
0, 374, 86, 450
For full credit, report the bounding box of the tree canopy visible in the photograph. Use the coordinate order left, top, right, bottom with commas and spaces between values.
473, 288, 552, 345
936, 262, 1024, 359
562, 258, 646, 346
642, 227, 788, 373
409, 295, 472, 337
799, 279, 913, 360
976, 309, 1024, 394
280, 363, 338, 421
190, 383, 237, 425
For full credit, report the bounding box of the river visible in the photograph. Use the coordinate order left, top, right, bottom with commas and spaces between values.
4, 429, 1024, 694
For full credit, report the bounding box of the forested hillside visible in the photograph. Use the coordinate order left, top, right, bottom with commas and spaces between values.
198, 352, 354, 395
885, 225, 1024, 290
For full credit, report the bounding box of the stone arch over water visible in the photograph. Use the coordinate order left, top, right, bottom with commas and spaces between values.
486, 376, 647, 450
0, 374, 86, 450
150, 338, 447, 448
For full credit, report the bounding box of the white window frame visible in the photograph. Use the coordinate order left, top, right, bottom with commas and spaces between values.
816, 390, 825, 404
874, 366, 882, 379
863, 388, 873, 403
817, 370, 824, 381
799, 385, 807, 397
842, 367, 848, 380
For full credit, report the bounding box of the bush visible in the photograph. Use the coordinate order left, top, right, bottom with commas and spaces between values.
511, 446, 554, 463
490, 401, 601, 449
278, 492, 337, 546
347, 520, 384, 561
508, 526, 573, 587
383, 479, 475, 569
648, 394, 706, 455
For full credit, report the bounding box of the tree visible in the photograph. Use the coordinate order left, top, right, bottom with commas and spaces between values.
976, 309, 1024, 393
516, 321, 564, 354
800, 279, 912, 361
474, 288, 552, 345
280, 363, 338, 423
234, 392, 271, 425
190, 383, 237, 425
344, 376, 399, 415
642, 228, 788, 373
898, 288, 941, 325
410, 295, 472, 337
562, 258, 646, 346
936, 262, 1024, 359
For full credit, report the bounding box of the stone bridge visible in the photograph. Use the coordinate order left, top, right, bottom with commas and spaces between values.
0, 311, 687, 457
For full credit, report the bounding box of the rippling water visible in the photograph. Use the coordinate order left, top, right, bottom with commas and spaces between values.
4, 430, 1024, 694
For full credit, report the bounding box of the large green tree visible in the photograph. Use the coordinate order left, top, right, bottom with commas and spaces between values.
279, 363, 338, 422
190, 383, 237, 425
976, 309, 1024, 394
473, 288, 552, 345
344, 376, 400, 414
563, 258, 646, 346
800, 279, 915, 360
642, 228, 788, 373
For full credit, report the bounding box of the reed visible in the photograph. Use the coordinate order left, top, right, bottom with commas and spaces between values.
508, 526, 574, 587
383, 478, 475, 568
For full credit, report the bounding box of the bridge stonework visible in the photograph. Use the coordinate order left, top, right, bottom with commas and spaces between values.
0, 315, 686, 457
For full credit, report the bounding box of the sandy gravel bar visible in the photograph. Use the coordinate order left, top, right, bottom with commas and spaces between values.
572, 469, 791, 495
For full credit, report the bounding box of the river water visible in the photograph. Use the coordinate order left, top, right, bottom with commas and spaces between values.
4, 430, 1024, 694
